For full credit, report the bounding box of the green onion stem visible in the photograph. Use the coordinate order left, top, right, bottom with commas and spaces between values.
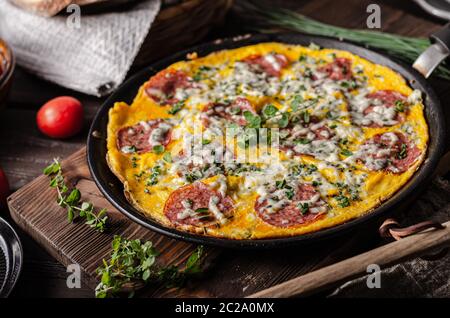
236, 1, 450, 80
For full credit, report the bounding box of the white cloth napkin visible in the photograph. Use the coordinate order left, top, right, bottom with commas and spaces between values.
0, 0, 161, 96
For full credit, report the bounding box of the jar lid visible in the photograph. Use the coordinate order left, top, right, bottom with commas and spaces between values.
0, 217, 23, 298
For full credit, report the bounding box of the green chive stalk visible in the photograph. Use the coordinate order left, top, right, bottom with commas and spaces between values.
237, 1, 450, 80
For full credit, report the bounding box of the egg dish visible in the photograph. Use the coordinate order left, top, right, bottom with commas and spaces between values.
106, 42, 428, 239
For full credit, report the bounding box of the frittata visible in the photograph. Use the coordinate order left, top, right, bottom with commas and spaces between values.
106, 42, 428, 239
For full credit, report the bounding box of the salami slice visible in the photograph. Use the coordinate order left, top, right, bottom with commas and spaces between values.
242, 53, 289, 77
145, 69, 191, 105
280, 120, 334, 157
361, 90, 407, 127
164, 182, 234, 227
255, 184, 327, 228
201, 97, 256, 128
355, 132, 421, 173
313, 125, 333, 140
366, 90, 406, 107
317, 57, 352, 80
117, 119, 172, 154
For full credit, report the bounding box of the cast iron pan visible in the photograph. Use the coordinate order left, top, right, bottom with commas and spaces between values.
87, 33, 446, 248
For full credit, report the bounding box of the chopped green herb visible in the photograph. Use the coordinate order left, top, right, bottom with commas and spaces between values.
285, 188, 295, 200
135, 170, 145, 178
131, 156, 139, 168
193, 73, 201, 82
275, 179, 287, 189
195, 208, 209, 214
302, 111, 310, 124
125, 145, 137, 154
192, 66, 212, 82
340, 80, 358, 89
397, 143, 408, 159
199, 65, 211, 72
243, 111, 261, 128
395, 100, 405, 113
295, 138, 311, 145
227, 122, 239, 131
341, 149, 353, 157
162, 152, 172, 163
185, 171, 202, 183
152, 145, 165, 154
326, 111, 338, 120
168, 101, 184, 115
262, 104, 278, 118
312, 180, 322, 187
146, 166, 161, 186
298, 203, 309, 214
291, 163, 317, 176
304, 67, 314, 78
274, 113, 287, 129
305, 165, 318, 174
291, 95, 303, 111
335, 195, 350, 208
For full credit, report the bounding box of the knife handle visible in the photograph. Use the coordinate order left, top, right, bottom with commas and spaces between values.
431, 23, 450, 52
413, 23, 450, 78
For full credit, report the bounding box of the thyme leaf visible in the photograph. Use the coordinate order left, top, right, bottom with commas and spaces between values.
95, 236, 204, 298
43, 158, 108, 232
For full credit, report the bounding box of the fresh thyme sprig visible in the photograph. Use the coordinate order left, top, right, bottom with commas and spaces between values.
95, 235, 204, 298
236, 0, 450, 81
43, 158, 108, 232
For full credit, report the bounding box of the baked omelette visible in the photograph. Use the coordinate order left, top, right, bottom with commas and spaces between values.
106, 42, 428, 239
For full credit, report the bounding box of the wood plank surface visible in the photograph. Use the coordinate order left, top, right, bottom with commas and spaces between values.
249, 220, 450, 298
7, 147, 219, 295
1, 0, 450, 297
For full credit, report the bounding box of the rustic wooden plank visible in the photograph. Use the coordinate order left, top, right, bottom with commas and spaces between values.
182, 231, 375, 297
248, 220, 450, 298
7, 147, 219, 296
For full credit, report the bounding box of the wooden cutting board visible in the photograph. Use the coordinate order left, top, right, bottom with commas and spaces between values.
7, 147, 219, 297
7, 146, 450, 297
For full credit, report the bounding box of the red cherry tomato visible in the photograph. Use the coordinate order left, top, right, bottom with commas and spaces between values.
0, 168, 10, 209
37, 96, 84, 139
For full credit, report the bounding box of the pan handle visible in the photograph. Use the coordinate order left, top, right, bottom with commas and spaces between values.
413, 23, 450, 78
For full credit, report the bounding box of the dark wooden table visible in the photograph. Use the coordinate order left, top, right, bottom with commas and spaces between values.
1, 0, 449, 297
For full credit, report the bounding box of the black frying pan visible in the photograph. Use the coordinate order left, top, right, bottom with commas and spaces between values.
87, 33, 447, 248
